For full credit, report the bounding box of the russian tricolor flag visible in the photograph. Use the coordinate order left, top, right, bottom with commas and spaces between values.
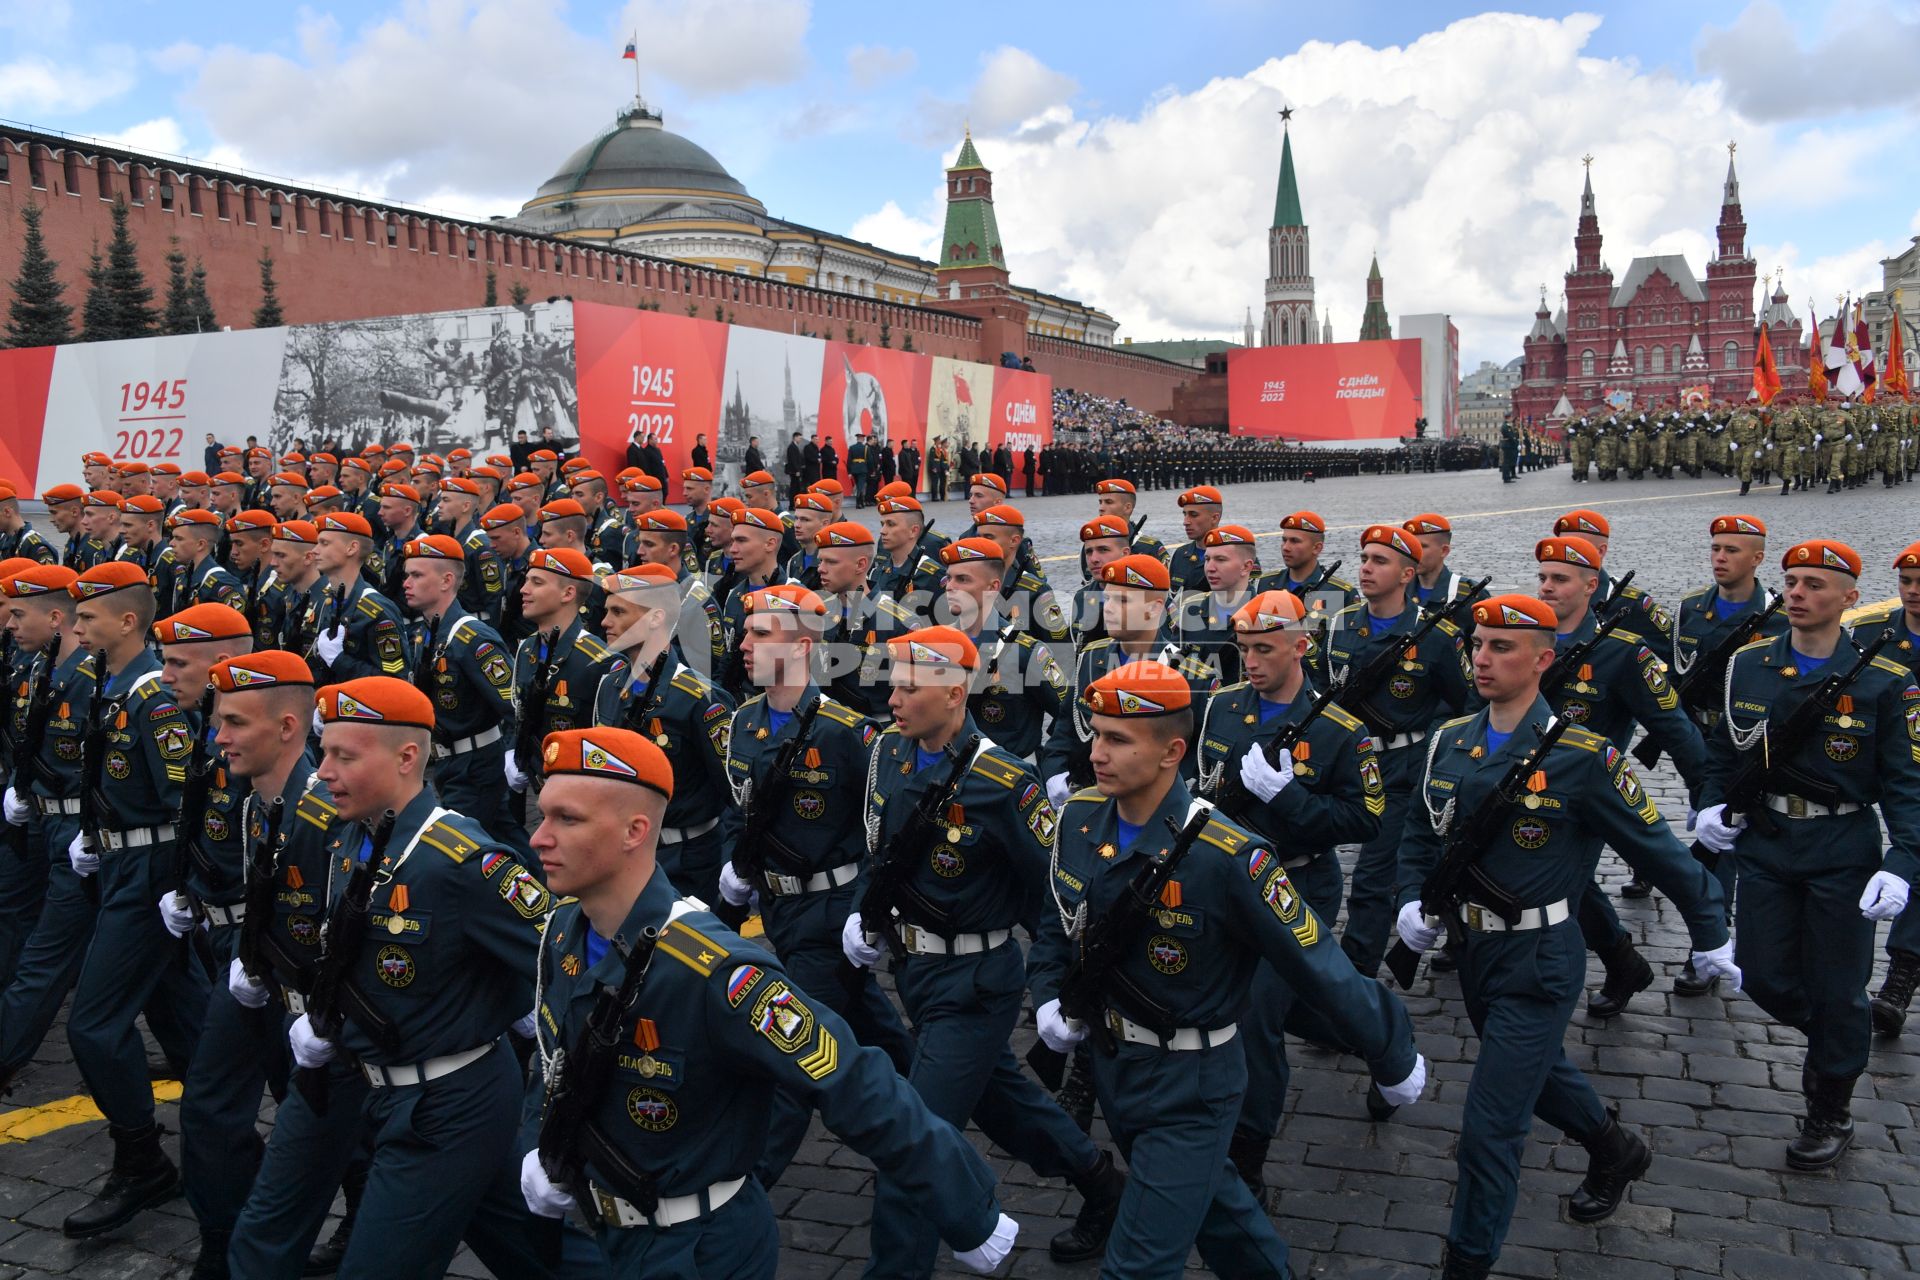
622, 38, 637, 60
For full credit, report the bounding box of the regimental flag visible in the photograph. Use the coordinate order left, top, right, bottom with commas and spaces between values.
1852, 299, 1878, 401
1885, 304, 1912, 401
1827, 303, 1863, 399
952, 372, 972, 406
1809, 304, 1829, 401
1680, 383, 1711, 409
622, 36, 637, 61
1752, 322, 1782, 406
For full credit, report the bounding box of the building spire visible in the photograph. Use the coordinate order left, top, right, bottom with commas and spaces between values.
1272, 112, 1304, 229
1580, 152, 1596, 217
1723, 140, 1740, 207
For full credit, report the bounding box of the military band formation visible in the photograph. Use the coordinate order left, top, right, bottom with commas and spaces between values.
0, 437, 1914, 1280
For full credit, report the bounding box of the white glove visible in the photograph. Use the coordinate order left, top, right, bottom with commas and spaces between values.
1690, 940, 1742, 990
1376, 1053, 1427, 1108
1035, 998, 1087, 1054
288, 1012, 337, 1069
1814, 433, 1824, 445
1045, 771, 1073, 811
228, 957, 271, 1009
1728, 442, 1739, 451
1238, 745, 1293, 803
519, 1149, 577, 1219
1860, 870, 1911, 922
3, 786, 29, 827
1395, 900, 1439, 953
1695, 804, 1744, 854
68, 831, 98, 877
511, 1010, 538, 1039
953, 1212, 1019, 1274
718, 861, 754, 907
315, 625, 346, 666
503, 748, 530, 794
842, 912, 883, 968
157, 891, 197, 939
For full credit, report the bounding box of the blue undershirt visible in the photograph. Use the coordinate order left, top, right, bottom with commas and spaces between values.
1369, 611, 1402, 630
1791, 648, 1831, 676
914, 746, 944, 772
1711, 594, 1753, 620
1116, 818, 1142, 852
582, 925, 611, 969
1484, 725, 1513, 756
1413, 583, 1434, 604
1257, 696, 1292, 723
767, 708, 794, 735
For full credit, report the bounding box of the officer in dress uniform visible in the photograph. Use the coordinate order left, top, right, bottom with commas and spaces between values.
1856, 540, 1920, 1034
1167, 485, 1223, 593
841, 627, 1126, 1271
936, 537, 1068, 761
591, 564, 737, 907
1258, 510, 1357, 682
503, 548, 628, 804
515, 727, 1019, 1277
1393, 594, 1738, 1280
1694, 539, 1920, 1171
307, 513, 409, 682
712, 584, 917, 1184
1194, 590, 1389, 1206
1326, 524, 1473, 978
1030, 660, 1425, 1278
60, 562, 210, 1239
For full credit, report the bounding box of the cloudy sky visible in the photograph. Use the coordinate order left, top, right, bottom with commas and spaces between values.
8, 0, 1917, 367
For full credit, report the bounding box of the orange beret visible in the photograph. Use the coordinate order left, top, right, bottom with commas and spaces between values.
380, 483, 423, 505
1100, 554, 1170, 592
116, 461, 150, 476
968, 473, 1008, 494
1783, 539, 1860, 577
303, 485, 344, 505
975, 504, 1024, 528
69, 561, 151, 601
888, 625, 977, 673
809, 478, 845, 497
635, 509, 687, 532
246, 446, 272, 459
1203, 525, 1258, 548
817, 521, 874, 548
154, 603, 251, 645
507, 472, 543, 491
540, 728, 672, 798
1710, 514, 1767, 538
340, 458, 373, 475
447, 448, 471, 460
538, 498, 586, 522
792, 492, 833, 514
170, 507, 222, 529
568, 469, 604, 486
1403, 513, 1451, 536
378, 460, 409, 476
1232, 590, 1307, 633
708, 497, 746, 519
317, 677, 434, 730
485, 454, 512, 469
734, 507, 784, 534
681, 466, 714, 482
469, 466, 504, 483
404, 534, 465, 562
318, 512, 375, 539
122, 494, 165, 515
1895, 541, 1920, 571
3, 564, 78, 598
940, 536, 1005, 564
274, 520, 318, 544
529, 448, 559, 462
561, 457, 592, 475
1472, 594, 1558, 630
1554, 509, 1610, 538
227, 510, 277, 534
82, 451, 112, 464
1362, 524, 1420, 561
529, 547, 596, 581
1178, 486, 1222, 507
270, 471, 307, 488
309, 453, 338, 466
439, 476, 482, 497
1080, 516, 1129, 542
604, 564, 679, 596
1094, 478, 1136, 496
742, 470, 777, 487
43, 484, 85, 504
479, 504, 526, 531
210, 651, 315, 693
152, 462, 182, 476
1280, 511, 1326, 535
875, 481, 912, 500
180, 472, 211, 486
83, 490, 124, 509
1085, 660, 1191, 717
624, 473, 663, 492
877, 496, 923, 516
1535, 536, 1603, 570
742, 583, 827, 617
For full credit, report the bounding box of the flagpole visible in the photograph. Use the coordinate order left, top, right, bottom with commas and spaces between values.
632, 30, 642, 105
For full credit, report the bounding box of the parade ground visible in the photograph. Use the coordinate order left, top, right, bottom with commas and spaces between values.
1, 465, 1916, 1279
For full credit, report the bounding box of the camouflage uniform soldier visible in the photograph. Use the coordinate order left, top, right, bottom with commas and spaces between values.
1726, 408, 1761, 495
1569, 418, 1593, 481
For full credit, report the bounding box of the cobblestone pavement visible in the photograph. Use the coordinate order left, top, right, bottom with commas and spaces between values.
3, 466, 1918, 1279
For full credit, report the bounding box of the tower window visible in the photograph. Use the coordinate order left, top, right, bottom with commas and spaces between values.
1723, 341, 1740, 369
1580, 349, 1595, 377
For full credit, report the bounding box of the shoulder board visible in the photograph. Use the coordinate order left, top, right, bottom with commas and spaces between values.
1321, 703, 1365, 733
1870, 656, 1910, 678
816, 699, 862, 729
1176, 654, 1214, 680
669, 667, 710, 697
877, 724, 902, 740
738, 693, 767, 713
1733, 637, 1773, 656
878, 596, 913, 622
657, 917, 730, 977
418, 820, 482, 864
915, 556, 942, 575
1013, 632, 1037, 649
686, 580, 712, 603
451, 620, 479, 644
1437, 713, 1475, 736
1214, 680, 1249, 698
574, 634, 610, 660
1434, 617, 1461, 638
1065, 787, 1105, 806
130, 671, 166, 699
1604, 628, 1645, 646
1850, 606, 1896, 626
1327, 575, 1355, 592
77, 654, 97, 677
1197, 818, 1249, 854
1333, 602, 1365, 621
356, 598, 383, 619
296, 790, 338, 830
969, 752, 1025, 789
1560, 727, 1607, 752
1682, 586, 1713, 606
1083, 637, 1113, 653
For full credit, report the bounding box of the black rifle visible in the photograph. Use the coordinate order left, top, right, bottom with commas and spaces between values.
1633, 594, 1785, 770
1690, 631, 1891, 869
1384, 713, 1574, 989
843, 733, 981, 983
1303, 558, 1344, 597
3, 636, 58, 861
1204, 680, 1341, 822
720, 693, 823, 929
77, 647, 125, 904
297, 807, 398, 1113
1540, 602, 1636, 703
1591, 569, 1637, 626
1027, 804, 1212, 1090
513, 626, 565, 794
412, 616, 446, 748
172, 684, 220, 905
236, 795, 287, 984
537, 925, 662, 1225
1332, 574, 1492, 735
306, 580, 350, 680
619, 644, 675, 738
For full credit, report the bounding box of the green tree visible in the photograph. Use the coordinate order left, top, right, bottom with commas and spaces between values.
509, 281, 530, 306
901, 330, 914, 353
101, 196, 158, 338
188, 259, 217, 332
4, 202, 74, 348
484, 267, 498, 307
253, 248, 284, 327
79, 245, 117, 342
878, 320, 891, 349
162, 238, 197, 335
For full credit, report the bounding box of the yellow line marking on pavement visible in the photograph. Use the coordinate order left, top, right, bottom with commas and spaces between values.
0, 1080, 183, 1143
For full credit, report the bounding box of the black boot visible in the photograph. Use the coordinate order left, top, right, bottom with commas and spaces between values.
1567, 1110, 1651, 1222
190, 1229, 232, 1280
1440, 1242, 1494, 1280
1672, 957, 1719, 997
1227, 1127, 1280, 1214
1786, 1071, 1858, 1170
1586, 935, 1654, 1019
1781, 478, 1791, 496
303, 1165, 365, 1276
1049, 1150, 1127, 1263
1054, 1048, 1097, 1135
62, 1122, 180, 1238
1871, 950, 1920, 1036
1366, 1081, 1399, 1122
1740, 479, 1751, 495
1619, 876, 1652, 900
1428, 933, 1462, 974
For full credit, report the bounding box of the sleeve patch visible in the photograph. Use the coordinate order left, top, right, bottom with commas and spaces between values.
749, 981, 815, 1053
498, 866, 552, 918
1261, 866, 1300, 923
795, 1029, 839, 1079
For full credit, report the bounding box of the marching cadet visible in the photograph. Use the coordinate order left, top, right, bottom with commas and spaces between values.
681, 463, 715, 563
374, 482, 429, 605
1259, 510, 1356, 679
436, 476, 505, 626
1092, 477, 1168, 563
869, 495, 945, 611
591, 563, 737, 906
224, 509, 277, 616
842, 626, 1125, 1270
739, 471, 802, 563
1326, 524, 1472, 979
170, 509, 249, 612
701, 497, 742, 580
1168, 485, 1223, 592
1194, 590, 1389, 1208
46, 483, 90, 569
79, 490, 126, 567
1551, 510, 1674, 654
623, 509, 724, 677
0, 485, 61, 564
713, 584, 916, 1182
480, 503, 536, 649
399, 535, 519, 844
568, 471, 623, 568
116, 495, 177, 613
1030, 660, 1425, 1278
503, 548, 628, 800
785, 491, 833, 586
1532, 536, 1710, 1014
1857, 541, 1920, 1034
60, 561, 210, 1239
1072, 516, 1133, 646
0, 557, 42, 976
1394, 594, 1738, 1280
1404, 513, 1486, 610
516, 727, 1019, 1277
935, 537, 1068, 760
1695, 540, 1920, 1170
263, 520, 323, 653
1161, 523, 1263, 687
308, 512, 409, 681
262, 677, 605, 1276
266, 473, 308, 521
713, 507, 790, 698
0, 565, 95, 1097
972, 504, 1071, 645
813, 521, 905, 717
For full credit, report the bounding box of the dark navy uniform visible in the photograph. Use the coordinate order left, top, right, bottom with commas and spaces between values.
966, 629, 1067, 760
1848, 605, 1920, 972
998, 562, 1071, 646
1030, 784, 1417, 1277
1161, 589, 1251, 687
180, 554, 249, 614
1257, 564, 1356, 681
869, 544, 944, 607
512, 616, 626, 740
818, 590, 910, 718
1413, 567, 1488, 613
522, 875, 1004, 1276
315, 577, 410, 681
454, 521, 508, 625
1166, 539, 1207, 593
1594, 565, 1675, 663
713, 569, 787, 699
1038, 639, 1218, 786
0, 523, 59, 565
416, 608, 518, 839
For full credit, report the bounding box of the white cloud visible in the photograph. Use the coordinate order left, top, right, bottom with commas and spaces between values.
849, 200, 939, 261
859, 13, 1889, 365
846, 43, 915, 89
913, 46, 1080, 144
1697, 1, 1920, 122
95, 117, 190, 158
0, 52, 135, 115
617, 0, 811, 96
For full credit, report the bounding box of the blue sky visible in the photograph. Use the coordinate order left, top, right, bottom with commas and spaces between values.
5, 1, 1917, 366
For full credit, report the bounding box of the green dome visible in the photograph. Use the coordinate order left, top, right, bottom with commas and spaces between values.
533, 107, 750, 202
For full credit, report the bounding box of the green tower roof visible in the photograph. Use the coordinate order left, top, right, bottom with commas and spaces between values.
951, 131, 985, 172
1272, 128, 1304, 229
940, 131, 1002, 271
